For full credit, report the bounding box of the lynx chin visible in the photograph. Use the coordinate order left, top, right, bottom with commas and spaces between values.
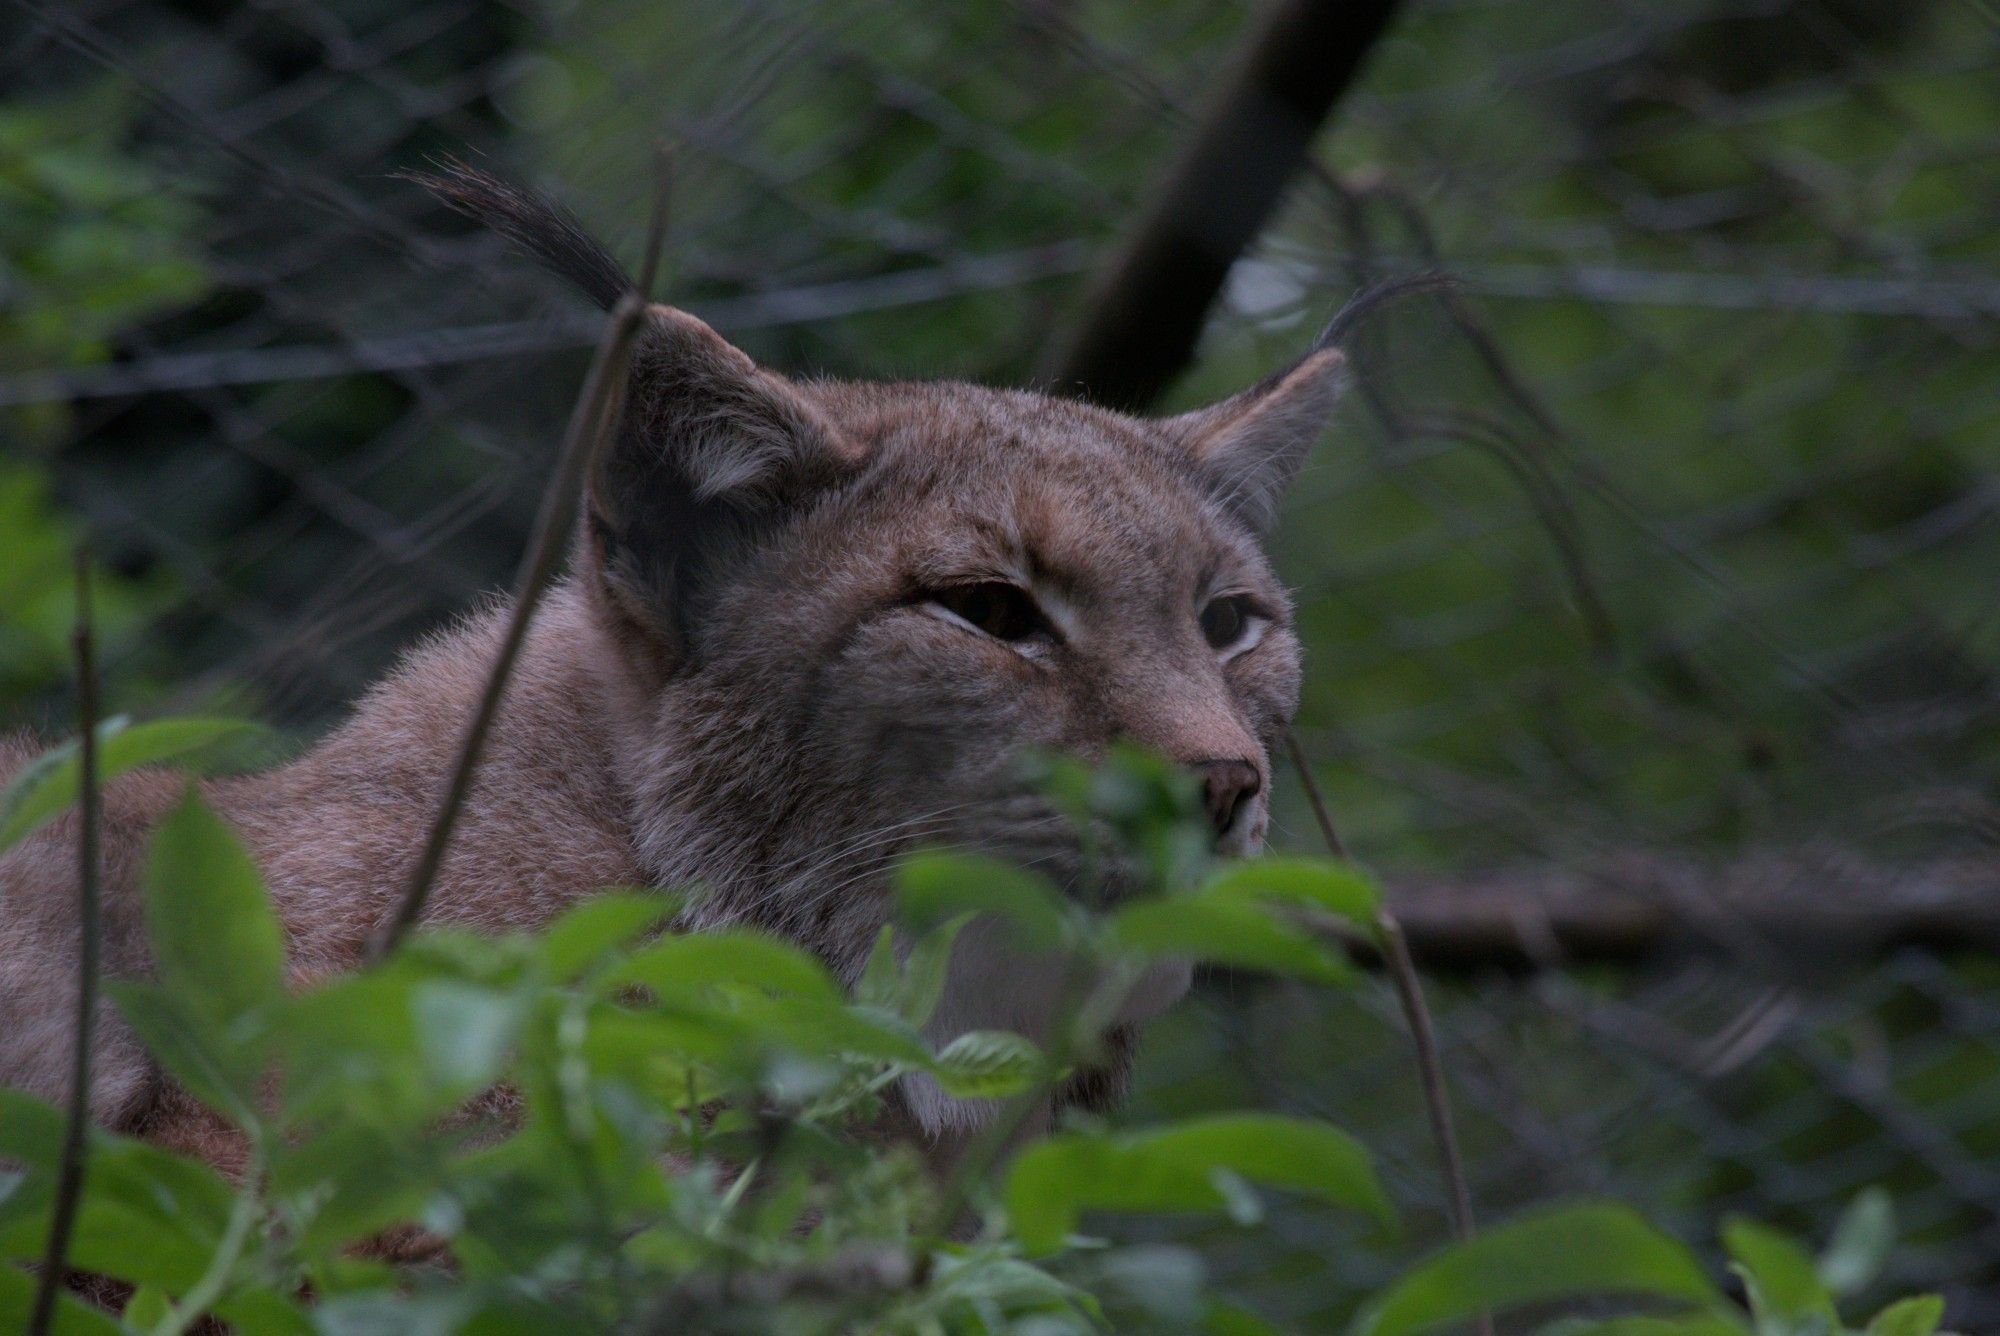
0, 166, 1349, 1177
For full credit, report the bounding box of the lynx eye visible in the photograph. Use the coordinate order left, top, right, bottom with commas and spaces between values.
1200, 594, 1262, 653
930, 581, 1052, 645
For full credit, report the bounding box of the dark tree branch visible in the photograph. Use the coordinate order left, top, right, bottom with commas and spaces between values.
1382, 855, 2000, 973
30, 551, 102, 1336
1044, 0, 1402, 408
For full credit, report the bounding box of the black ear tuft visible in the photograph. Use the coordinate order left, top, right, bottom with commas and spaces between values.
1309, 271, 1460, 353
403, 158, 635, 312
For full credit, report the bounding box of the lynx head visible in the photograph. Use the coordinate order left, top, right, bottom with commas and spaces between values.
420, 167, 1346, 1133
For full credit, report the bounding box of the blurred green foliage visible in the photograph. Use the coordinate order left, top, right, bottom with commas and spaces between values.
0, 745, 1956, 1332
0, 86, 204, 709
0, 87, 207, 431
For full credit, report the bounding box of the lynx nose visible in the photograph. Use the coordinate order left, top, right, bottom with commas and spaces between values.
1197, 758, 1262, 840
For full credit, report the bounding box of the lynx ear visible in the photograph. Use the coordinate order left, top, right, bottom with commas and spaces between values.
400, 164, 863, 672
1164, 345, 1347, 533
586, 304, 864, 670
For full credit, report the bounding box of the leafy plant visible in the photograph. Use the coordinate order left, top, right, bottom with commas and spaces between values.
0, 743, 1955, 1334
0, 86, 208, 392
1360, 1189, 1953, 1336
0, 85, 205, 709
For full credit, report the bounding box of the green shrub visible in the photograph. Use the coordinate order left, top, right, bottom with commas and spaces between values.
0, 744, 1955, 1334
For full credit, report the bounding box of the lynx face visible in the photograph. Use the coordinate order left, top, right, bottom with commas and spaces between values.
585, 354, 1338, 1131
636, 379, 1308, 882
0, 172, 1352, 1166
441, 169, 1345, 1135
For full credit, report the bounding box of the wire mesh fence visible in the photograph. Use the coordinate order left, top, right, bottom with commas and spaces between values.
4, 0, 1998, 1325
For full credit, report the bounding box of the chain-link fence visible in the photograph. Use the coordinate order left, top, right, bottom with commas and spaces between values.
4, 0, 1998, 1326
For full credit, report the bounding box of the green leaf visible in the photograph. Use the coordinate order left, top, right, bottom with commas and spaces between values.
269, 1125, 435, 1254
1204, 1302, 1285, 1336
107, 979, 262, 1124
538, 891, 679, 980
125, 1288, 172, 1328
0, 1087, 65, 1167
0, 1092, 238, 1293
0, 1090, 234, 1236
611, 929, 842, 1002
896, 851, 1070, 951
1818, 1188, 1894, 1297
312, 1291, 481, 1336
856, 924, 899, 1012
278, 970, 420, 1123
211, 1285, 315, 1335
1537, 1319, 1749, 1336
0, 1192, 218, 1293
927, 1250, 1098, 1319
144, 789, 287, 1032
1723, 1218, 1835, 1323
1202, 856, 1381, 928
1111, 897, 1352, 985
409, 980, 527, 1090
1865, 1296, 1946, 1336
0, 716, 263, 855
573, 1005, 717, 1100
1007, 1113, 1391, 1254
1353, 1201, 1723, 1336
931, 1030, 1042, 1098
899, 912, 972, 1026
1089, 1243, 1206, 1321
729, 993, 933, 1068
0, 1259, 122, 1334
1034, 744, 1203, 840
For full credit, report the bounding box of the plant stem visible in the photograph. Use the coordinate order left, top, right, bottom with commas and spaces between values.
368, 154, 673, 962
1376, 914, 1482, 1259
366, 293, 646, 961
1284, 728, 1492, 1336
29, 550, 102, 1336
151, 1140, 265, 1336
1283, 731, 1347, 859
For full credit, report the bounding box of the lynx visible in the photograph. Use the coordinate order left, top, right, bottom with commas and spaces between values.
0, 167, 1346, 1173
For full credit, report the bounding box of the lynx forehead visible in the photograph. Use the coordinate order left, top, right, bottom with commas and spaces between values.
0, 166, 1348, 1170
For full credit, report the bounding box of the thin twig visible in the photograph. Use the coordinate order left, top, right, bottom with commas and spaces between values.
151, 1141, 266, 1336
1284, 730, 1347, 859
1375, 918, 1483, 1249
367, 156, 675, 961
365, 293, 646, 961
29, 550, 103, 1336
1284, 727, 1492, 1336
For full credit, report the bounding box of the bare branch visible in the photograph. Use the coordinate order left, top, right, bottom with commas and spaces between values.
1044, 0, 1402, 408
1385, 855, 2000, 971
29, 550, 103, 1336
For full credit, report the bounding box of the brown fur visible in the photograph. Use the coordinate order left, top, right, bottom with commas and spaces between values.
0, 169, 1346, 1174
